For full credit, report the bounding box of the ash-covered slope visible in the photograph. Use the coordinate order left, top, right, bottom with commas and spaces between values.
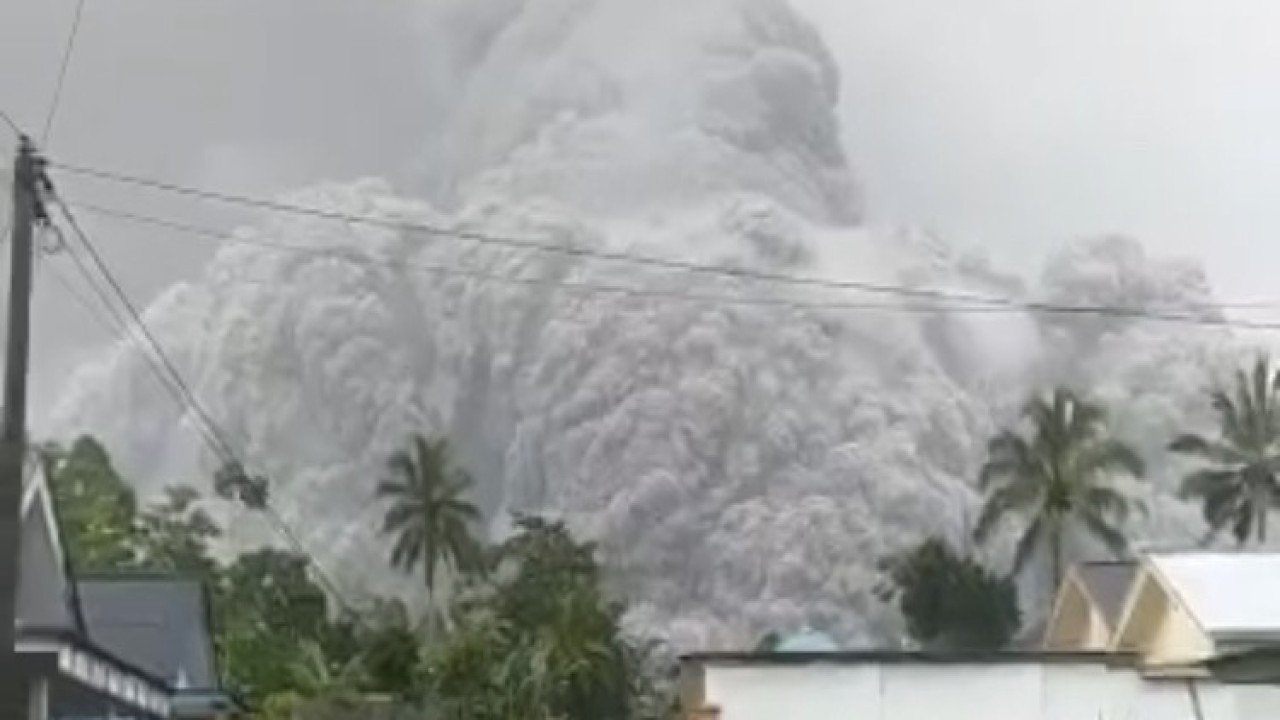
51, 0, 1235, 648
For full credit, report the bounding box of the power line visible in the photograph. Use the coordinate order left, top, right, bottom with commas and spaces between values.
43, 192, 357, 612
44, 234, 352, 606
70, 200, 971, 314
0, 108, 20, 137
66, 198, 1280, 332
42, 223, 211, 436
50, 160, 1280, 323
42, 0, 87, 145
48, 160, 1042, 307
39, 255, 129, 342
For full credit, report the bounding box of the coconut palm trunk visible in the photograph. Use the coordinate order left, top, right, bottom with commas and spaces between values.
1049, 522, 1064, 599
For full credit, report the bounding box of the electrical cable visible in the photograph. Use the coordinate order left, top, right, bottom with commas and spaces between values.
44, 191, 357, 612
48, 160, 1054, 307
49, 160, 1280, 322
65, 198, 1280, 331
42, 0, 87, 145
0, 108, 21, 138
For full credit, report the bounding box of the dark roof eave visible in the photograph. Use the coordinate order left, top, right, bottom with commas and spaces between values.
18, 625, 173, 691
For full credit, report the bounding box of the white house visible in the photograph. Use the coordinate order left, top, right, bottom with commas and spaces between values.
681, 649, 1280, 720
683, 550, 1280, 720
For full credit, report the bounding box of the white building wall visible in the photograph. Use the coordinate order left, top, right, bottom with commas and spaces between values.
701, 660, 1280, 720
704, 664, 880, 720
881, 663, 1041, 720
1230, 685, 1280, 720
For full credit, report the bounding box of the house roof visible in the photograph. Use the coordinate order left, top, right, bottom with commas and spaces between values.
16, 451, 84, 635
1148, 551, 1280, 641
1075, 560, 1138, 629
77, 576, 220, 690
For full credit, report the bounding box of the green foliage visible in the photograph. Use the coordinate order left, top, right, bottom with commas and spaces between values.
877, 537, 1021, 650
215, 549, 333, 704
974, 387, 1145, 594
359, 623, 420, 698
134, 485, 222, 577
423, 515, 668, 720
42, 436, 141, 572
41, 435, 673, 720
377, 435, 484, 594
1171, 355, 1280, 546
41, 434, 363, 711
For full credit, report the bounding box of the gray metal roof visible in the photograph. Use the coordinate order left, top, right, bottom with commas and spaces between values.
1075, 560, 1138, 629
76, 577, 219, 690
16, 454, 83, 634
1149, 551, 1280, 640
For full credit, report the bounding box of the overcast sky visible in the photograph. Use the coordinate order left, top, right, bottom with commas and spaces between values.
4, 0, 1280, 415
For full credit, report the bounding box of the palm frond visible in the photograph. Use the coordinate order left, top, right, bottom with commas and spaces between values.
1079, 439, 1145, 481
1233, 368, 1259, 445
1170, 433, 1248, 466
1081, 513, 1129, 558
1200, 482, 1244, 535
1061, 391, 1107, 447
1179, 468, 1240, 501
1210, 389, 1248, 449
1254, 357, 1271, 421
1083, 485, 1134, 524
973, 480, 1040, 543
980, 432, 1034, 491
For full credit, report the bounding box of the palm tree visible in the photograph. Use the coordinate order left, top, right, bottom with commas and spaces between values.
377, 435, 483, 601
1170, 356, 1280, 546
974, 387, 1145, 596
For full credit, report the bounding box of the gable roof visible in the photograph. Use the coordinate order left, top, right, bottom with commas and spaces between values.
77, 576, 220, 690
16, 450, 84, 635
1147, 551, 1280, 642
1075, 560, 1138, 630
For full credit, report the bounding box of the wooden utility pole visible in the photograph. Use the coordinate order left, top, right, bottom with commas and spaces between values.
1, 136, 40, 719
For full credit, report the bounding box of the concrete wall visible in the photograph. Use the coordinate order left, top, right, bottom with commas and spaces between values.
699, 660, 1280, 720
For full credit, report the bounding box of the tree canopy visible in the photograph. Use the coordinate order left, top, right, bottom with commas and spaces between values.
377, 435, 484, 599
1172, 356, 1280, 546
423, 515, 669, 720
44, 434, 675, 719
41, 436, 140, 572
974, 387, 1145, 595
877, 537, 1021, 651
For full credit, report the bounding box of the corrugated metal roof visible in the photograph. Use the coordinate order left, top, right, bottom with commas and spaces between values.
77, 577, 219, 689
1075, 560, 1138, 629
1149, 551, 1280, 640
